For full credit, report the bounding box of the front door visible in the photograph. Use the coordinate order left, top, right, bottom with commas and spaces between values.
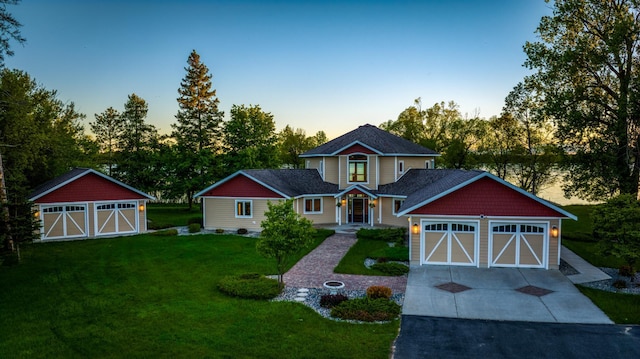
350, 198, 369, 223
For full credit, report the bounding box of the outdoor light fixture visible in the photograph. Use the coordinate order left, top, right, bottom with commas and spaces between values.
34, 211, 40, 218
551, 225, 559, 238
139, 204, 145, 212
341, 198, 346, 205
412, 223, 420, 234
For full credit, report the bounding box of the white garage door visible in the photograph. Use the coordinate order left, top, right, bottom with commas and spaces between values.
95, 202, 138, 236
41, 204, 88, 240
490, 223, 547, 268
422, 221, 478, 266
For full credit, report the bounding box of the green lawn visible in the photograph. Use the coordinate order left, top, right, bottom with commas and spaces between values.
334, 238, 408, 276
561, 204, 640, 324
577, 286, 640, 324
0, 231, 398, 358
146, 203, 202, 229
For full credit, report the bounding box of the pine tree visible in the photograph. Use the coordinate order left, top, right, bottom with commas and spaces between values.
171, 50, 224, 208
90, 107, 123, 176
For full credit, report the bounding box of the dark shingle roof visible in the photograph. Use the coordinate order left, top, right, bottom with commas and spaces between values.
378, 169, 484, 211
243, 169, 339, 197
300, 124, 438, 157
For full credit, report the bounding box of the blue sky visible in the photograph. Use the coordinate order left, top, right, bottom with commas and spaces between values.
6, 0, 553, 139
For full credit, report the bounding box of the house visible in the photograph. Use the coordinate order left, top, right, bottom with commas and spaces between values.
195, 124, 575, 269
29, 168, 155, 241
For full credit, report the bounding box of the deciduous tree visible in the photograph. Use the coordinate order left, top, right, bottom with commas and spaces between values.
256, 199, 315, 287
90, 107, 123, 176
524, 0, 640, 200
593, 194, 640, 272
0, 0, 25, 66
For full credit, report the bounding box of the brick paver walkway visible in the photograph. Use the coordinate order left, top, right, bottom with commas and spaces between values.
283, 233, 408, 293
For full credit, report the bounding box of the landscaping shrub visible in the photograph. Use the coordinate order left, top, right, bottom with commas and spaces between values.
366, 285, 392, 300
188, 223, 201, 233
215, 228, 225, 234
618, 265, 635, 277
356, 228, 405, 242
376, 257, 388, 263
370, 262, 409, 276
613, 279, 628, 289
320, 294, 349, 308
218, 273, 281, 299
149, 229, 178, 236
187, 216, 203, 226
237, 228, 248, 235
331, 298, 401, 322
562, 232, 596, 242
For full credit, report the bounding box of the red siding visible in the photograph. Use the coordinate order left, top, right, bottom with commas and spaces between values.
338, 143, 376, 155
346, 188, 367, 195
409, 177, 564, 217
36, 173, 148, 203
201, 174, 285, 198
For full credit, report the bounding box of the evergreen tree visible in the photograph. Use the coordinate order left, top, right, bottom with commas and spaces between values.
90, 107, 123, 176
170, 50, 224, 208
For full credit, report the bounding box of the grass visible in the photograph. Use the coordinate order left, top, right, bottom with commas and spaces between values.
577, 286, 640, 324
334, 238, 408, 276
146, 203, 202, 229
0, 231, 399, 358
561, 204, 640, 324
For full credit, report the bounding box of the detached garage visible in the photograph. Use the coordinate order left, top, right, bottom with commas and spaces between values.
29, 168, 155, 241
399, 172, 576, 270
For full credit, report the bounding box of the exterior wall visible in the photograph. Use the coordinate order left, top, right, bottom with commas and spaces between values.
296, 196, 336, 225
36, 173, 148, 203
379, 197, 408, 227
338, 154, 378, 190
324, 157, 339, 184
203, 197, 278, 231
378, 156, 435, 185
378, 157, 396, 185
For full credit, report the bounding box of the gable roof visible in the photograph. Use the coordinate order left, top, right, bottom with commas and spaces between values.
395, 170, 576, 220
300, 124, 439, 157
29, 168, 155, 202
194, 169, 339, 198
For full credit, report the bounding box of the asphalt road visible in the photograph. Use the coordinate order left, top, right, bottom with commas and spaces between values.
393, 315, 640, 359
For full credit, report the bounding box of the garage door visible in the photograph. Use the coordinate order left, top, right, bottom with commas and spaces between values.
423, 221, 477, 266
95, 202, 138, 236
41, 204, 88, 240
490, 223, 547, 268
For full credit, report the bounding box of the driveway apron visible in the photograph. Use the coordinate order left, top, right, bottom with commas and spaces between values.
402, 265, 612, 324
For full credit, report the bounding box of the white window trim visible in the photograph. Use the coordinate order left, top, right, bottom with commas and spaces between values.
235, 199, 253, 218
398, 160, 405, 175
347, 153, 369, 184
425, 160, 430, 169
392, 199, 404, 215
303, 197, 323, 214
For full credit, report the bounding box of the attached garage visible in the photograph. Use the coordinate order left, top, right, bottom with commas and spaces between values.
29, 168, 155, 241
400, 172, 576, 270
422, 221, 478, 266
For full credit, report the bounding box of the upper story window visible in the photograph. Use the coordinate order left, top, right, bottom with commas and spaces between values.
318, 160, 323, 176
393, 199, 404, 214
425, 160, 430, 169
348, 154, 367, 182
398, 160, 404, 175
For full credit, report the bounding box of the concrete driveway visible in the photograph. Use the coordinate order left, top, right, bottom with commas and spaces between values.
402, 265, 612, 324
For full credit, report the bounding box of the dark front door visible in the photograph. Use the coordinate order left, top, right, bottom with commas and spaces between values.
351, 198, 369, 223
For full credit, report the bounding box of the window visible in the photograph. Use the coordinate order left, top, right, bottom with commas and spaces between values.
398, 160, 404, 174
318, 160, 323, 176
304, 198, 322, 213
425, 223, 448, 231
393, 199, 404, 214
236, 200, 252, 218
451, 223, 475, 232
348, 154, 367, 182
425, 160, 430, 169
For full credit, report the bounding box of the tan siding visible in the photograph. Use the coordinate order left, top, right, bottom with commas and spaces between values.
204, 197, 278, 231
380, 197, 407, 227
87, 203, 95, 237
401, 156, 434, 172
378, 157, 396, 185
338, 156, 347, 189
410, 229, 420, 264
138, 201, 146, 233
298, 196, 336, 225
478, 219, 489, 267
369, 155, 378, 189
324, 157, 339, 184
548, 219, 560, 269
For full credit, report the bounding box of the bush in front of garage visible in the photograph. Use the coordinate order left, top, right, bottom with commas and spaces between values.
330, 297, 401, 322
188, 223, 201, 233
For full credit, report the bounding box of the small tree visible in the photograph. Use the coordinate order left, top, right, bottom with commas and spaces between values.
256, 199, 315, 288
593, 194, 640, 273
